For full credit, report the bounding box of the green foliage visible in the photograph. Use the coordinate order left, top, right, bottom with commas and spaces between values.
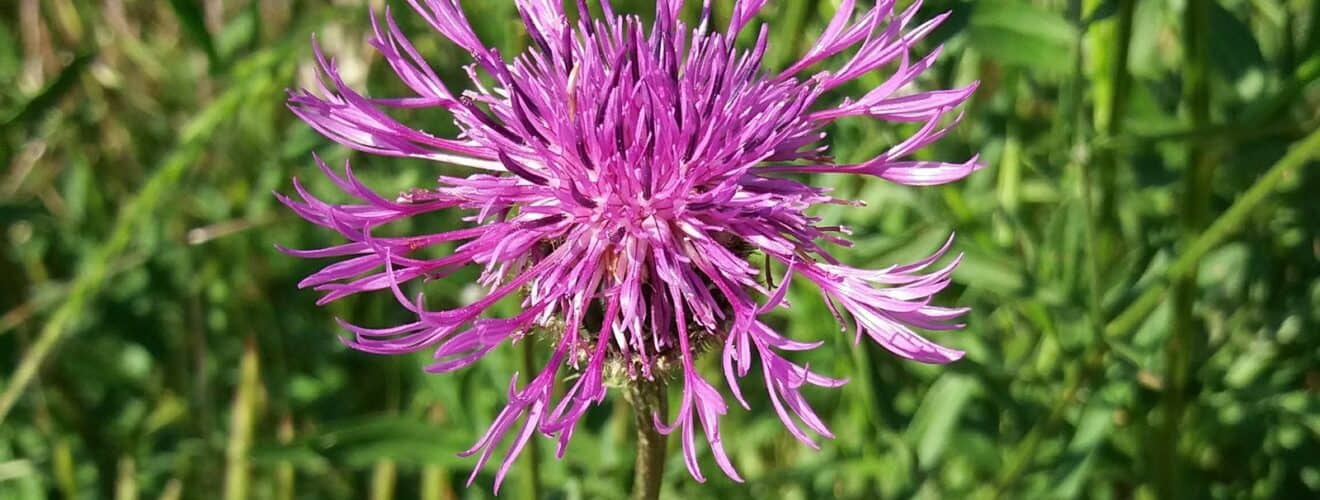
2, 0, 1318, 499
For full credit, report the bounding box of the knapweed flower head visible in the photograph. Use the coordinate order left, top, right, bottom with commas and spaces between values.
281, 0, 978, 489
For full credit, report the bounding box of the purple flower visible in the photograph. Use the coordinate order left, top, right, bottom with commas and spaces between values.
280, 0, 978, 489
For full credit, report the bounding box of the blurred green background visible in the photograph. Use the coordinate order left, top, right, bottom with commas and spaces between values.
2, 0, 1318, 498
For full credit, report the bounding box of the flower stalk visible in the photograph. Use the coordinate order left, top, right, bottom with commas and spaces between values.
522, 341, 544, 500
628, 379, 668, 500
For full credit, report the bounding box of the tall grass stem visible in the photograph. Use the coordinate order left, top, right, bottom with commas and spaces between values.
1161, 1, 1213, 496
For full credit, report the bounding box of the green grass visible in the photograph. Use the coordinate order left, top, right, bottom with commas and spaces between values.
2, 1, 1318, 498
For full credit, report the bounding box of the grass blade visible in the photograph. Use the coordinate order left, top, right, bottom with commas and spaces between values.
1, 51, 94, 129
167, 0, 220, 66
224, 339, 261, 500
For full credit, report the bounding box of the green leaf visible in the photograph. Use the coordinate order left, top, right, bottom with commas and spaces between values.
968, 1, 1078, 73
2, 51, 95, 128
905, 373, 977, 469
1126, 0, 1166, 77
1205, 1, 1265, 83
1224, 340, 1275, 389
0, 459, 37, 483
217, 9, 258, 61
0, 23, 20, 89
1197, 242, 1249, 299
1045, 402, 1113, 498
952, 248, 1027, 296
168, 0, 220, 65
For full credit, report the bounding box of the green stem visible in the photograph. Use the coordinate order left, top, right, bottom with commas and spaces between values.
1161, 1, 1212, 496
1096, 0, 1136, 221
1107, 128, 1320, 336
522, 341, 543, 500
628, 380, 669, 500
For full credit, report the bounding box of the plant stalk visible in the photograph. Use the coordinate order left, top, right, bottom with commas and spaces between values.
522, 341, 543, 500
628, 379, 669, 500
1161, 0, 1212, 497
1096, 0, 1136, 222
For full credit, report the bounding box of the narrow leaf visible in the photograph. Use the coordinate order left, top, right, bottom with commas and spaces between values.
168, 0, 221, 65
